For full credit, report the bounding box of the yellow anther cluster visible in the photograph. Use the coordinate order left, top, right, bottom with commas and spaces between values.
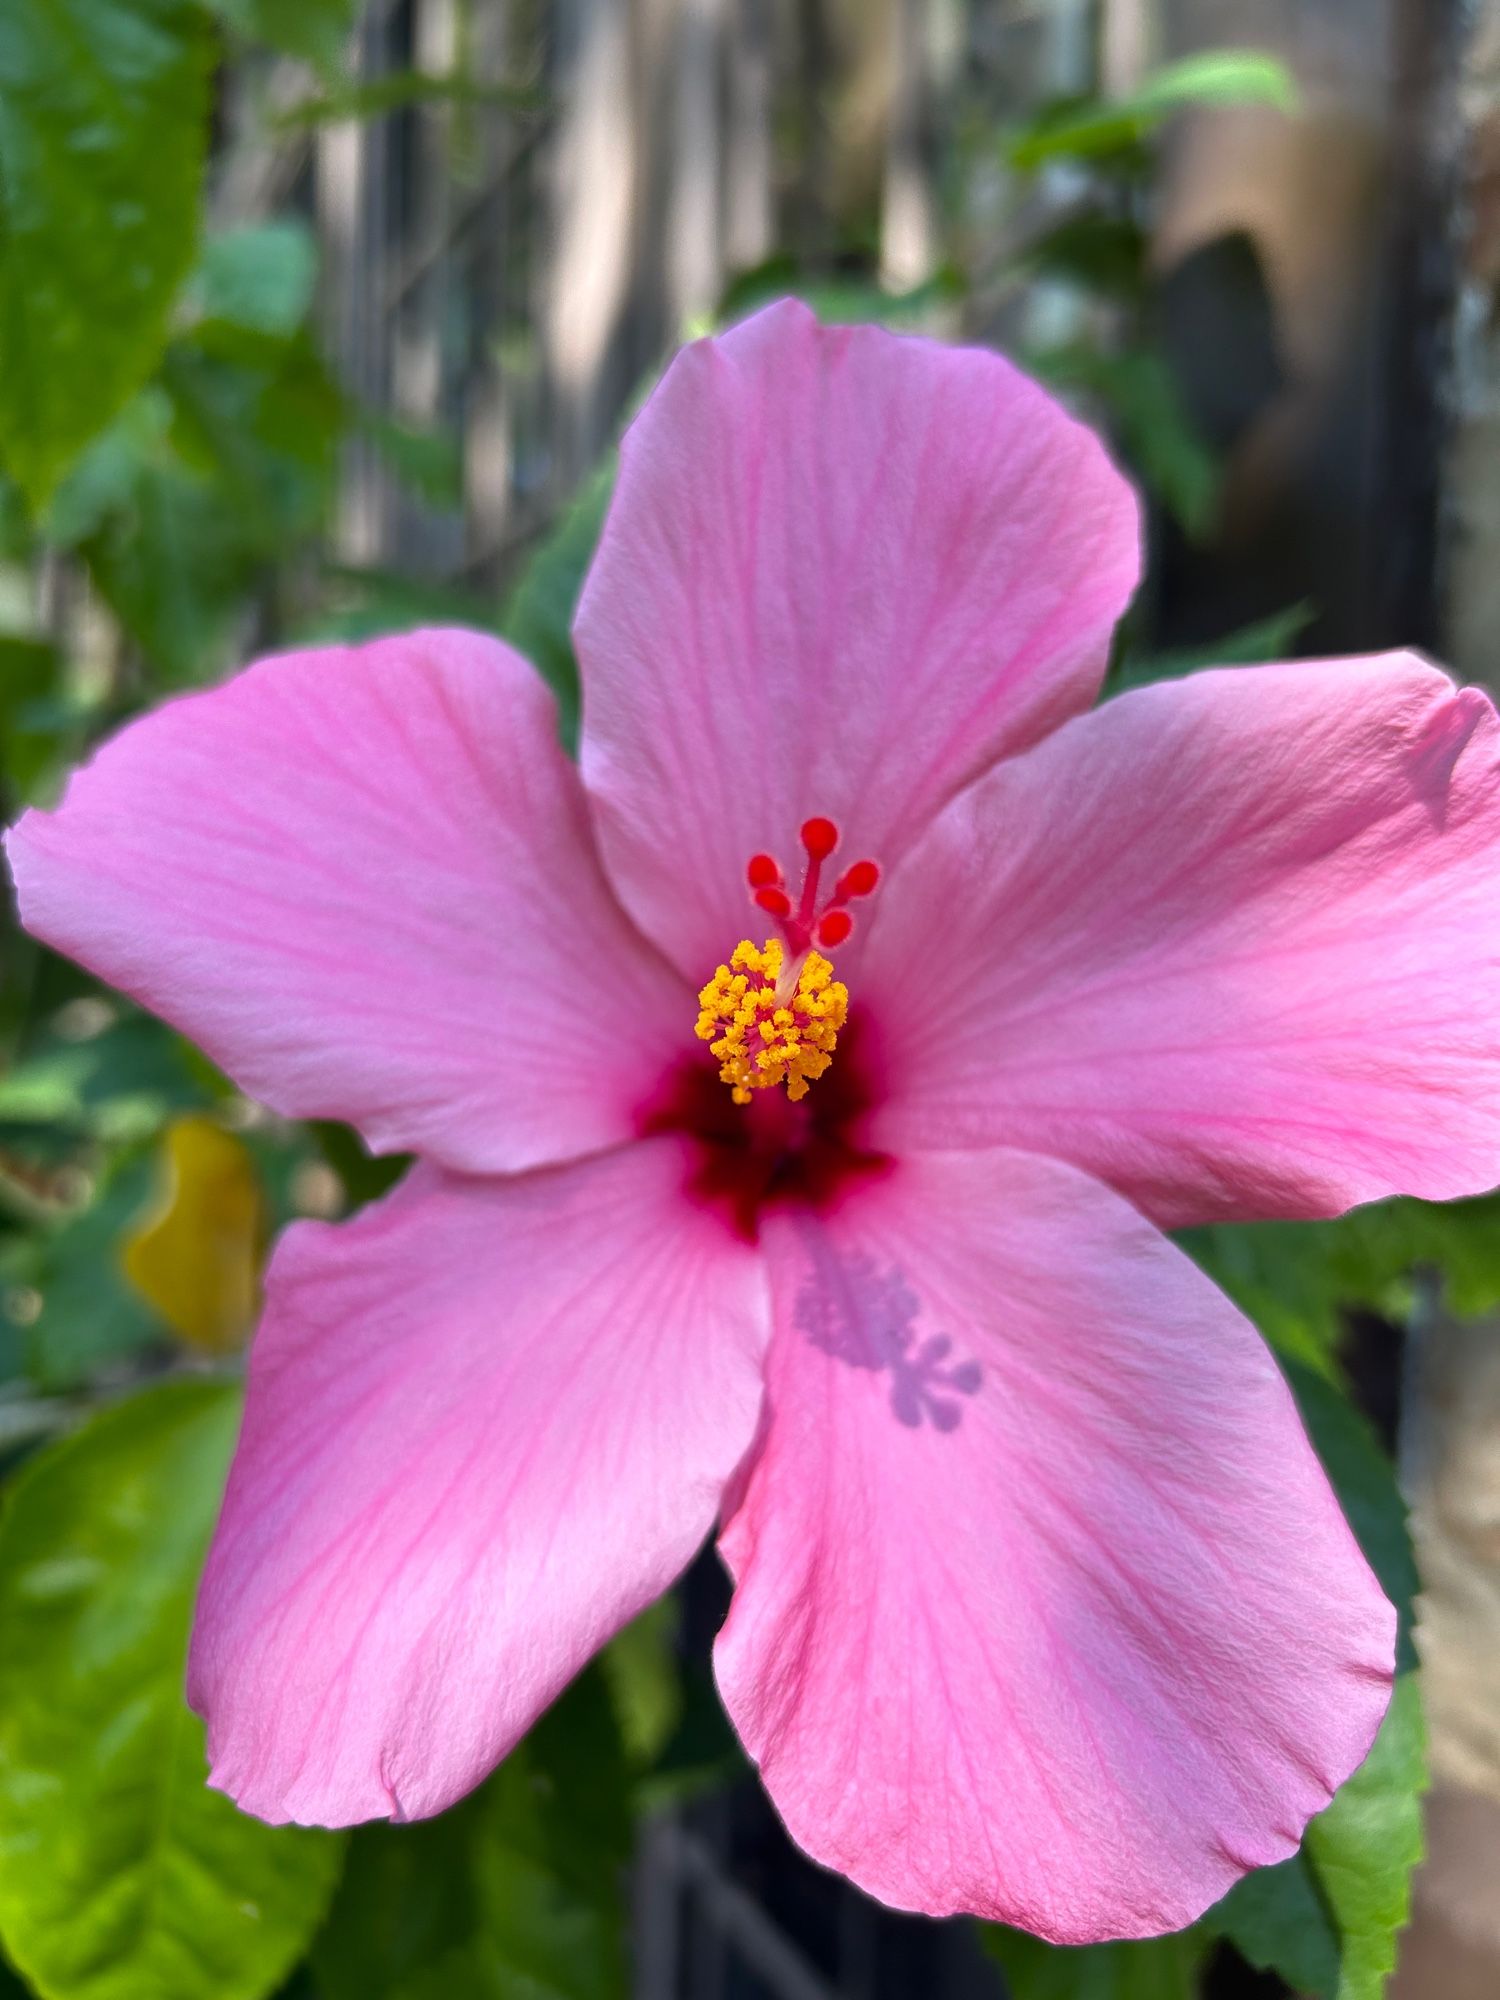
695, 938, 849, 1105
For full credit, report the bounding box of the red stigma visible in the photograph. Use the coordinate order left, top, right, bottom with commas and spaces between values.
743, 815, 881, 954
800, 816, 839, 861
835, 859, 880, 900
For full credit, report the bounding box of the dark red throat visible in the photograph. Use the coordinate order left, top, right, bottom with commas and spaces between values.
640, 1011, 892, 1242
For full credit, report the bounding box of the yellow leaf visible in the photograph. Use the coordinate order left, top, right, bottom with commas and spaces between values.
122, 1117, 266, 1352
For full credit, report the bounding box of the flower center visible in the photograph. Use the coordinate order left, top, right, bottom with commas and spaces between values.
693, 818, 879, 1107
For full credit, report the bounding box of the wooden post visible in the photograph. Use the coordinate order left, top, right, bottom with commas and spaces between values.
666, 0, 726, 333
317, 1, 397, 566
543, 0, 640, 488
725, 0, 774, 276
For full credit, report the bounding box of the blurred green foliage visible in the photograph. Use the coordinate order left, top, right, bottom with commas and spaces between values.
0, 14, 1469, 2000
0, 1382, 346, 2000
981, 1928, 1208, 2000
314, 1671, 631, 2000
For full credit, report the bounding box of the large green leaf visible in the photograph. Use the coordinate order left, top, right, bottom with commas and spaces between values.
0, 1379, 345, 2000
314, 1667, 631, 2000
978, 1926, 1206, 1999
0, 0, 210, 507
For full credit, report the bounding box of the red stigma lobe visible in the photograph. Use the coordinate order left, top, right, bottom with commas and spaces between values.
835, 859, 880, 900
800, 816, 840, 861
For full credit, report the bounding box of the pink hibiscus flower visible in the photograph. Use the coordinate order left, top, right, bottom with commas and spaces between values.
9, 299, 1500, 1944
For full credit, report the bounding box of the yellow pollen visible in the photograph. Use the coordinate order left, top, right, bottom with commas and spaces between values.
694, 937, 849, 1106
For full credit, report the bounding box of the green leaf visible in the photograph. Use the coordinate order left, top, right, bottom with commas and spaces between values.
501, 461, 616, 749
185, 224, 318, 338
1009, 51, 1297, 170
1208, 1847, 1333, 1995
1131, 50, 1298, 117
1208, 1676, 1426, 2000
0, 0, 211, 507
978, 1925, 1207, 1999
0, 1380, 345, 2000
315, 1668, 631, 2000
1113, 603, 1314, 691
1331, 1192, 1500, 1325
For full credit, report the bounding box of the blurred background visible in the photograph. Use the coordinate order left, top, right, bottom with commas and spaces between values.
3, 1, 1500, 1996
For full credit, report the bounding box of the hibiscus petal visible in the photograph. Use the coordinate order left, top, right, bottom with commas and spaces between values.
716, 1148, 1393, 1940
575, 298, 1140, 979
7, 630, 686, 1173
189, 1138, 768, 1826
866, 653, 1500, 1224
